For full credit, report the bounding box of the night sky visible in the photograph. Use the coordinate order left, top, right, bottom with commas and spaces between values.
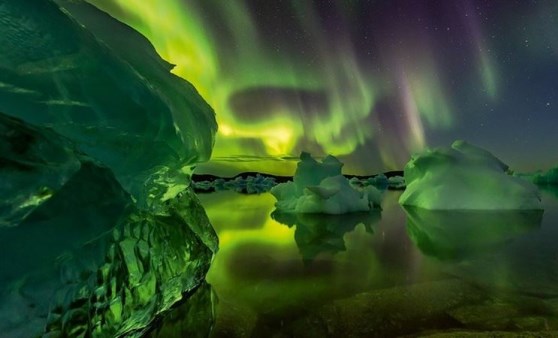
89, 0, 558, 175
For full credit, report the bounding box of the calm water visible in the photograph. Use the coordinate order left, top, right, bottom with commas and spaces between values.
191, 188, 558, 337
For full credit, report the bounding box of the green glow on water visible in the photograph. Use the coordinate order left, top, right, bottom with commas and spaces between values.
201, 191, 431, 313
197, 190, 558, 335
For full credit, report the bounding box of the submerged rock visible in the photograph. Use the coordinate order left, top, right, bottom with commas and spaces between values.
289, 280, 484, 337
399, 140, 542, 210
210, 299, 258, 338
419, 330, 558, 337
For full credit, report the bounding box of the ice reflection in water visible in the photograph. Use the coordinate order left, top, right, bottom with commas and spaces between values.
145, 282, 215, 338
440, 191, 558, 297
271, 209, 381, 261
404, 207, 543, 261
199, 188, 558, 336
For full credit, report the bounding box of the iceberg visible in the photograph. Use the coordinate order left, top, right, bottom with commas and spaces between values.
270, 152, 382, 214
388, 175, 406, 189
0, 155, 215, 337
350, 174, 405, 190
193, 174, 277, 194
366, 173, 390, 189
399, 140, 543, 210
0, 0, 218, 336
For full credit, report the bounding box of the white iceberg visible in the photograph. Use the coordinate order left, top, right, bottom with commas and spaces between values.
271, 152, 382, 214
388, 175, 406, 189
399, 140, 542, 210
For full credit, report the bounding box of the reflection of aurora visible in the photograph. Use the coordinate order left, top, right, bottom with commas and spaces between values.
200, 190, 558, 332
200, 191, 407, 316
85, 0, 501, 175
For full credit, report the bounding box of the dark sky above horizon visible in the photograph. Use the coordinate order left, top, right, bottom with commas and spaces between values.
91, 0, 558, 175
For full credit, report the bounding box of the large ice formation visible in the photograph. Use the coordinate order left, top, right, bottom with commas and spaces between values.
0, 1, 217, 336
271, 152, 382, 214
399, 140, 543, 210
0, 0, 217, 206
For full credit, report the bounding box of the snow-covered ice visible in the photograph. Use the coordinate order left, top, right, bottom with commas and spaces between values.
271, 152, 382, 214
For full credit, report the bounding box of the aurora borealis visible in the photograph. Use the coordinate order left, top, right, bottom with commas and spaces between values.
88, 0, 558, 175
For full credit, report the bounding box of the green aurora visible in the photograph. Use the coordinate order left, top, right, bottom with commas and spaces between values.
86, 0, 557, 175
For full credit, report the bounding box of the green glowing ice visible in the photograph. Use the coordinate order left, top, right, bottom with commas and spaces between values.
271, 152, 383, 214
0, 124, 216, 335
0, 113, 81, 226
400, 141, 543, 210
0, 0, 217, 206
0, 0, 218, 336
532, 167, 558, 185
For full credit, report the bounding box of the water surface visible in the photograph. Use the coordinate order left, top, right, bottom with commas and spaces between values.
196, 188, 558, 336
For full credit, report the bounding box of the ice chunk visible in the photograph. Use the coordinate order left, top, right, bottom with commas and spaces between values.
0, 1, 218, 336
0, 113, 81, 226
193, 174, 277, 194
399, 141, 543, 210
293, 152, 343, 194
0, 0, 217, 207
388, 175, 406, 189
366, 174, 389, 189
349, 174, 405, 190
0, 117, 217, 337
223, 174, 277, 194
271, 152, 382, 214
